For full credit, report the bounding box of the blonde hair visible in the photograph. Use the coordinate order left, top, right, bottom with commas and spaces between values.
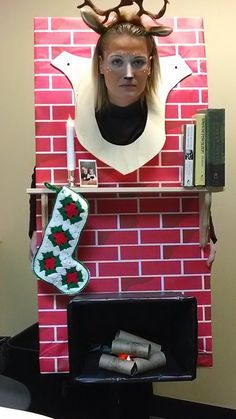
92, 21, 160, 111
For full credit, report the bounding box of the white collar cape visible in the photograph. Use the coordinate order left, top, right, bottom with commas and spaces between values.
51, 53, 192, 175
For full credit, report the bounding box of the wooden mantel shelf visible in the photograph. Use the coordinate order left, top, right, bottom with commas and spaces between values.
26, 186, 223, 247
27, 186, 223, 194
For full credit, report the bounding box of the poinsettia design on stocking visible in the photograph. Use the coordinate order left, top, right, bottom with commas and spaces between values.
33, 185, 90, 295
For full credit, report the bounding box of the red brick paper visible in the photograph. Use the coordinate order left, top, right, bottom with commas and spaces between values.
34, 17, 212, 373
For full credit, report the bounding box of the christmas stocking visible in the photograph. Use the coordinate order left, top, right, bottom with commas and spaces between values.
33, 184, 90, 295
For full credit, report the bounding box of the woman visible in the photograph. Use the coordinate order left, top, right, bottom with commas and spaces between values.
93, 20, 161, 146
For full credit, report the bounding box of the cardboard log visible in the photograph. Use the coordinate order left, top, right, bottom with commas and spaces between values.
111, 338, 150, 359
134, 351, 166, 374
115, 330, 161, 352
99, 354, 137, 376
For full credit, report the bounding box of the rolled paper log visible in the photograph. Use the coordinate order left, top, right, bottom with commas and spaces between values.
134, 351, 166, 374
99, 354, 137, 376
111, 338, 150, 359
115, 330, 161, 352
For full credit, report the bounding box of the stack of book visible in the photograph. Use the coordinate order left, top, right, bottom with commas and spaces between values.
182, 108, 225, 187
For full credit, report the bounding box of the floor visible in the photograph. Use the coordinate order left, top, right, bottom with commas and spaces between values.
1, 329, 167, 419
5, 372, 166, 419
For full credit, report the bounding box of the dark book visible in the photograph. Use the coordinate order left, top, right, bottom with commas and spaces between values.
205, 108, 225, 187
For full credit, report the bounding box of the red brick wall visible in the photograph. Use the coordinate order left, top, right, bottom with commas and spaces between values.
34, 17, 212, 373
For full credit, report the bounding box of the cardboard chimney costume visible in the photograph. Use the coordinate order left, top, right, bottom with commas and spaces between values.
31, 2, 217, 372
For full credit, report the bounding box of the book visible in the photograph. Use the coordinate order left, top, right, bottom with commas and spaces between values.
205, 108, 225, 187
183, 124, 195, 187
194, 112, 206, 186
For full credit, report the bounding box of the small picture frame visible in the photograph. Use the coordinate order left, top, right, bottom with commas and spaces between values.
79, 159, 98, 187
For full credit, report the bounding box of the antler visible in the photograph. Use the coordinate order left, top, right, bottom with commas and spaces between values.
77, 0, 133, 23
137, 0, 170, 20
77, 0, 170, 24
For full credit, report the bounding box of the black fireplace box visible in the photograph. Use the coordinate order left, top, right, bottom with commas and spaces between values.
67, 292, 198, 384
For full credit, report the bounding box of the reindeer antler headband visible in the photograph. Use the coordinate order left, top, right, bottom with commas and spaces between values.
77, 0, 173, 37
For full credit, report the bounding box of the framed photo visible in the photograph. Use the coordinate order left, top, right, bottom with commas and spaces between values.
78, 159, 98, 187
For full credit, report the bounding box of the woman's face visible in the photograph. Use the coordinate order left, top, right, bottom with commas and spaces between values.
99, 34, 151, 107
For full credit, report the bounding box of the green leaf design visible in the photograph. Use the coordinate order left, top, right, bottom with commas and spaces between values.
39, 251, 62, 276
48, 226, 74, 250
61, 268, 84, 289
59, 196, 85, 224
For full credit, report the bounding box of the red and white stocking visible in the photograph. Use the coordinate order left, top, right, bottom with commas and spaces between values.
33, 185, 89, 295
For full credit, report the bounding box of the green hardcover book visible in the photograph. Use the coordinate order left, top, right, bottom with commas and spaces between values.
205, 108, 225, 187
194, 112, 206, 186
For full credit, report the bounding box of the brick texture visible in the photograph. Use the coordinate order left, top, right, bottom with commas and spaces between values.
34, 17, 212, 373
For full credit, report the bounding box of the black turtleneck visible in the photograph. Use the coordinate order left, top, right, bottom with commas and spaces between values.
95, 99, 147, 146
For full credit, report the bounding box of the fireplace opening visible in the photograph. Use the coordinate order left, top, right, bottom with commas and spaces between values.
67, 292, 198, 384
